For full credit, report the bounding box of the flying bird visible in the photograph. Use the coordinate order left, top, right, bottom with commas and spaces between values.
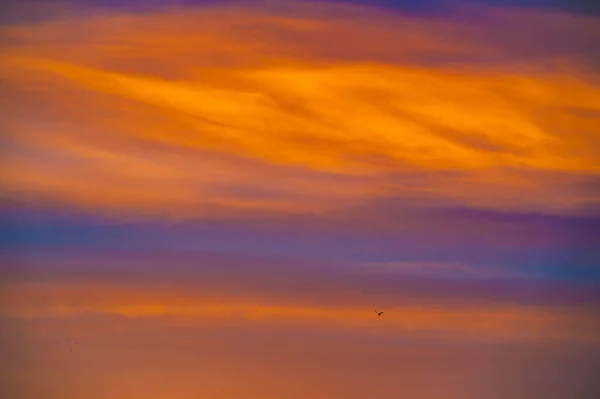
375, 310, 384, 316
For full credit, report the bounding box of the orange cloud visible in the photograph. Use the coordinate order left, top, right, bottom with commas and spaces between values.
2, 281, 598, 343
1, 1, 599, 218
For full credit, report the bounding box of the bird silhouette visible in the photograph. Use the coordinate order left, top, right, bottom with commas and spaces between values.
375, 310, 384, 316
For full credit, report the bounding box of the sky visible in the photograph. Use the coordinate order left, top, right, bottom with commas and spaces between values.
1, 0, 599, 398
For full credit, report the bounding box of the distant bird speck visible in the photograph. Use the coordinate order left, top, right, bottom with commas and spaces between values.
375, 310, 384, 316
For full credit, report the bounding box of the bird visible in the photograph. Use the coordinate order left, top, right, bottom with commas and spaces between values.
375, 310, 384, 316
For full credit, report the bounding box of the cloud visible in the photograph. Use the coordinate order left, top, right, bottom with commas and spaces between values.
0, 0, 599, 219
2, 204, 598, 286
3, 279, 599, 344
2, 248, 599, 341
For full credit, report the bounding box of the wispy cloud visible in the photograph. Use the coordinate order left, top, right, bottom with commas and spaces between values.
1, 0, 599, 219
2, 248, 598, 343
3, 279, 599, 344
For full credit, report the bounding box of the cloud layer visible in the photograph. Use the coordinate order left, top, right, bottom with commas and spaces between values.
1, 2, 599, 398
1, 0, 599, 219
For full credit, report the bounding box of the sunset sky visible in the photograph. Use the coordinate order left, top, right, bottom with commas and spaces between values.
1, 0, 599, 398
